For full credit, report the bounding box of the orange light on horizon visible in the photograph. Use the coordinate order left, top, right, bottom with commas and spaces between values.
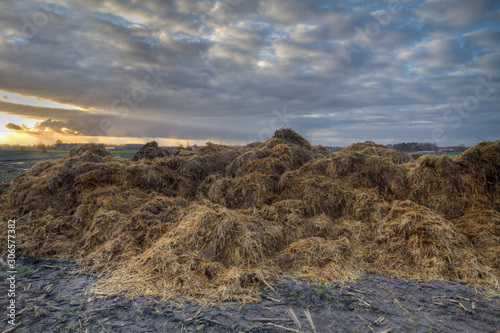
0, 123, 205, 146
0, 112, 41, 143
0, 90, 84, 145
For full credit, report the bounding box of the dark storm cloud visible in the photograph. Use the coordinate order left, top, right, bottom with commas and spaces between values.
0, 0, 499, 146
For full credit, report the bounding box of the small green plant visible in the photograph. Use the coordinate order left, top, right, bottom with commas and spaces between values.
17, 265, 35, 277
59, 322, 77, 331
313, 282, 324, 294
313, 282, 339, 303
292, 289, 306, 305
2, 265, 35, 277
66, 307, 81, 314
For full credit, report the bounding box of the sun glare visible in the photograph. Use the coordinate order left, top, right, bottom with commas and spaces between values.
0, 91, 85, 144
0, 112, 41, 142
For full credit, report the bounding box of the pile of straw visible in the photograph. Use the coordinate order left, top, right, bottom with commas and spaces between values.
131, 141, 170, 161
1, 129, 498, 303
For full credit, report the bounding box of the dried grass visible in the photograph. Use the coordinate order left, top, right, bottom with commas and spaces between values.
131, 141, 169, 161
372, 201, 483, 280
1, 132, 499, 304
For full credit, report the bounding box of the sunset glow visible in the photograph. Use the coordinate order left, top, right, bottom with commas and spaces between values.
0, 112, 40, 143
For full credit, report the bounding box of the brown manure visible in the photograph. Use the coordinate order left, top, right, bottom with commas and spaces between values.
131, 141, 170, 161
371, 201, 494, 285
1, 132, 499, 304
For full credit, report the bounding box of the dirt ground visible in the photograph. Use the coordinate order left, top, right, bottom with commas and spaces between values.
1, 257, 499, 333
0, 151, 66, 183
0, 150, 135, 183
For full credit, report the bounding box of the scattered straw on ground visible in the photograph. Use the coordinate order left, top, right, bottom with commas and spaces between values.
1, 130, 499, 304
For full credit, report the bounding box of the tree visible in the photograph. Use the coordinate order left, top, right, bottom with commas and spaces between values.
37, 142, 46, 152
55, 139, 64, 150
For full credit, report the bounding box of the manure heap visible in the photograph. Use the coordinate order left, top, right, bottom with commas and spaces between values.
1, 129, 499, 303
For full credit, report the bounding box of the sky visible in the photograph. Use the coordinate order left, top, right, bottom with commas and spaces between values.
0, 0, 499, 147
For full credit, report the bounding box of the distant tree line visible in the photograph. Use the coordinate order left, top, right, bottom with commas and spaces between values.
449, 144, 468, 152
326, 146, 344, 152
386, 142, 468, 152
386, 142, 438, 152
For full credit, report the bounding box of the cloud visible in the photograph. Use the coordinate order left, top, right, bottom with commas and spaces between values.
0, 100, 90, 120
0, 0, 498, 146
5, 123, 24, 131
397, 37, 474, 76
463, 28, 500, 48
30, 119, 82, 136
415, 0, 498, 32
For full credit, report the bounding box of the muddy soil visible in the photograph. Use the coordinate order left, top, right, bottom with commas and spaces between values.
0, 151, 65, 183
1, 257, 499, 333
0, 151, 136, 183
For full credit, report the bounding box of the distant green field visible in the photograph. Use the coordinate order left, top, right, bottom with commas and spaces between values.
110, 150, 139, 154
45, 150, 69, 154
46, 149, 138, 155
421, 152, 462, 157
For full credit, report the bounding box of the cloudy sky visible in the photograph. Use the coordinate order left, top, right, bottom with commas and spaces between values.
0, 0, 499, 146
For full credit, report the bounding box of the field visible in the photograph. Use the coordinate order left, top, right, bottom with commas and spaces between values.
0, 150, 137, 183
0, 150, 66, 183
0, 131, 499, 332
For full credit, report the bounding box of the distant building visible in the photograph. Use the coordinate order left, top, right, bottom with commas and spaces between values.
105, 147, 116, 150
0, 145, 13, 150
